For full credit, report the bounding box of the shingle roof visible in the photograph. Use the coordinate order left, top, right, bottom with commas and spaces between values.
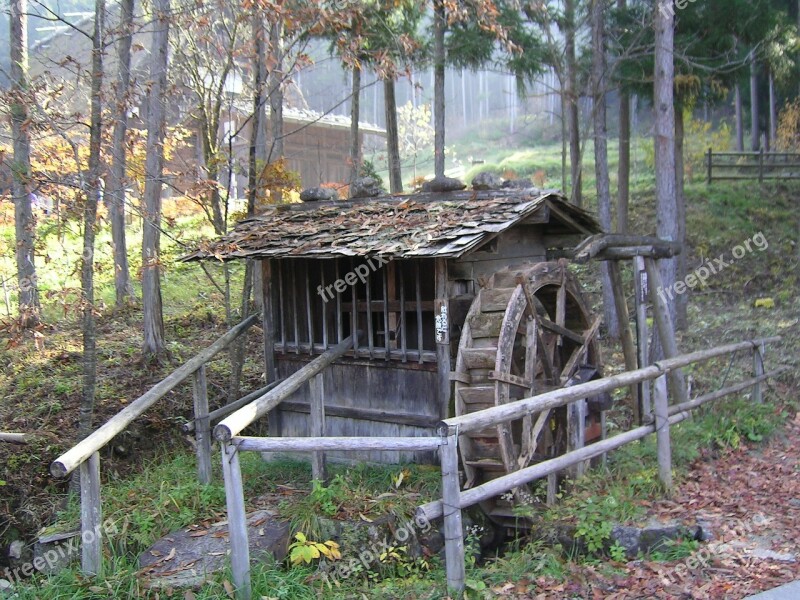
181, 189, 601, 262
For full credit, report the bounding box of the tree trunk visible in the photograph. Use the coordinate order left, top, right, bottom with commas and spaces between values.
433, 0, 446, 179
565, 0, 582, 207
674, 104, 687, 331
750, 51, 760, 151
734, 82, 744, 151
142, 0, 170, 359
384, 78, 403, 193
591, 0, 618, 339
268, 19, 284, 201
10, 0, 39, 321
108, 0, 135, 307
617, 0, 630, 234
768, 70, 777, 149
653, 0, 678, 358
80, 0, 106, 440
349, 65, 361, 187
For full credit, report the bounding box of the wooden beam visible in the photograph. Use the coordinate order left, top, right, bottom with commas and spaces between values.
234, 436, 442, 453
80, 452, 102, 576
221, 442, 251, 600
435, 258, 451, 420
653, 374, 672, 492
192, 365, 212, 485
0, 432, 29, 444
607, 261, 640, 422
280, 401, 439, 429
309, 373, 327, 483
440, 433, 466, 593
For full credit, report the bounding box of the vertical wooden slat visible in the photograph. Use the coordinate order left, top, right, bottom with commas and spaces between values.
193, 365, 212, 485
305, 263, 314, 355
644, 258, 688, 406
653, 374, 672, 492
335, 259, 343, 344
633, 256, 651, 419
309, 373, 327, 483
399, 262, 407, 362
415, 260, 424, 364
351, 258, 359, 356
262, 260, 280, 438
753, 342, 765, 404
566, 399, 587, 478
222, 442, 251, 600
435, 258, 451, 420
80, 451, 102, 576
291, 262, 299, 355
365, 262, 374, 359
276, 260, 286, 354
321, 263, 328, 350
607, 260, 640, 423
382, 263, 390, 361
440, 433, 465, 593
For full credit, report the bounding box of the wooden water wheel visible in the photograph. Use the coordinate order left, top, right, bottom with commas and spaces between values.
453, 261, 604, 525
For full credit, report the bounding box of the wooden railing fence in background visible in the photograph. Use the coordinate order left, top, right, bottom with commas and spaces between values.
707, 148, 800, 183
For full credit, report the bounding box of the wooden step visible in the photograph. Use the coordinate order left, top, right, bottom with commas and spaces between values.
465, 427, 499, 439
465, 438, 502, 459
461, 347, 498, 370
458, 385, 495, 405
468, 312, 505, 339
479, 288, 517, 311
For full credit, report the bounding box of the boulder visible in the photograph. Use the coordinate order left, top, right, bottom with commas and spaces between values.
300, 187, 338, 202
421, 176, 467, 193
502, 178, 538, 192
471, 172, 504, 191
350, 177, 383, 199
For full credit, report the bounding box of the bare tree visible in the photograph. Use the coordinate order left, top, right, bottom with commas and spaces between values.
433, 0, 446, 179
10, 0, 40, 322
750, 50, 760, 150
617, 0, 630, 233
349, 64, 361, 185
107, 0, 136, 307
565, 0, 583, 207
654, 0, 678, 343
384, 77, 403, 193
142, 0, 170, 359
591, 0, 619, 339
80, 0, 106, 438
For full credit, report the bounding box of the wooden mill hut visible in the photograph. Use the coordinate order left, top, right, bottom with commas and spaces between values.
184, 188, 606, 487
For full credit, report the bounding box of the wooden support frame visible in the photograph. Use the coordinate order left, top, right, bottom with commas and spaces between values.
753, 342, 765, 404
440, 433, 466, 593
607, 260, 641, 422
193, 365, 212, 485
80, 452, 102, 576
435, 259, 451, 420
222, 442, 251, 600
309, 373, 327, 483
633, 256, 651, 420
653, 374, 672, 491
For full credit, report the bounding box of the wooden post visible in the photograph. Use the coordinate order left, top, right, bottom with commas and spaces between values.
309, 373, 327, 483
435, 259, 451, 420
440, 432, 465, 594
644, 258, 688, 406
80, 451, 102, 576
707, 147, 712, 184
653, 375, 672, 492
222, 442, 251, 600
193, 365, 212, 485
752, 342, 765, 404
567, 399, 587, 478
607, 260, 640, 422
262, 260, 281, 438
633, 256, 651, 420
759, 146, 765, 183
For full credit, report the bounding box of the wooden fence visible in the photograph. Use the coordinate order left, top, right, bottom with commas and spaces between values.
707, 148, 800, 183
49, 313, 259, 575
213, 333, 787, 599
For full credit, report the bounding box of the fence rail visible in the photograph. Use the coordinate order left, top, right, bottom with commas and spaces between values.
707, 148, 800, 183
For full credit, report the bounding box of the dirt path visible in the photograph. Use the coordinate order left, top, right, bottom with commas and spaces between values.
499, 411, 800, 600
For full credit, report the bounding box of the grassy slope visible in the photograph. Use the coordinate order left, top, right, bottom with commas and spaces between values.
2, 136, 799, 598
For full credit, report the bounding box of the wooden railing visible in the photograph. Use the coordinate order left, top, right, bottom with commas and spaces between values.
214, 334, 788, 599
707, 148, 800, 183
49, 313, 258, 575
0, 432, 30, 444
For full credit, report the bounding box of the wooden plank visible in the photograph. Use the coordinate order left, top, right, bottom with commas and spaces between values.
309, 373, 327, 483
305, 263, 314, 355
263, 260, 281, 439
215, 334, 356, 442
469, 312, 505, 338
234, 436, 443, 452
335, 260, 343, 343
351, 258, 359, 355
440, 433, 466, 593
320, 265, 328, 350
633, 256, 651, 421
290, 265, 299, 355
480, 288, 516, 311
415, 261, 424, 364
382, 264, 390, 359
400, 261, 407, 362
51, 315, 258, 478
280, 401, 439, 429
489, 371, 532, 389
435, 259, 451, 420
365, 265, 374, 359
192, 365, 212, 485
80, 452, 102, 576
607, 260, 640, 421
222, 442, 251, 600
653, 374, 672, 492
0, 432, 29, 444
461, 348, 498, 370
